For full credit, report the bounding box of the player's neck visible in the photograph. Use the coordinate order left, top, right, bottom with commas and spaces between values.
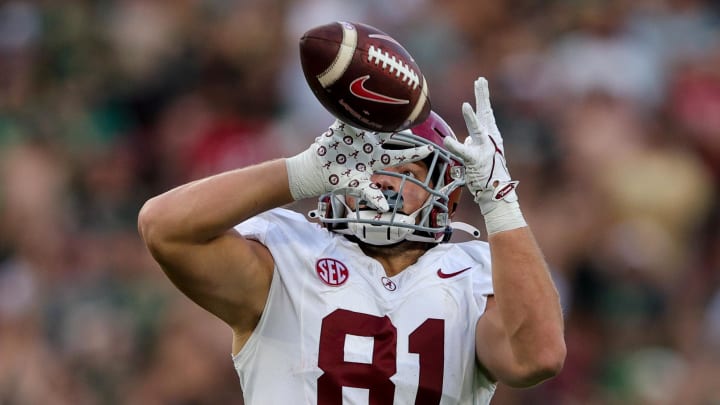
358, 240, 433, 277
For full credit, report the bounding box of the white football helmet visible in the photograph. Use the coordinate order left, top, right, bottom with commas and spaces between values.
309, 111, 480, 245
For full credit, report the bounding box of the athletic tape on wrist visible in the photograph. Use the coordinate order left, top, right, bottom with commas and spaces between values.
286, 150, 325, 200
483, 200, 527, 234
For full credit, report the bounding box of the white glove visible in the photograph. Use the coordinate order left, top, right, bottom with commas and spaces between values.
286, 120, 433, 212
444, 77, 527, 234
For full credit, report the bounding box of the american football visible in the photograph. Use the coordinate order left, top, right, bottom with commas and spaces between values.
300, 21, 431, 132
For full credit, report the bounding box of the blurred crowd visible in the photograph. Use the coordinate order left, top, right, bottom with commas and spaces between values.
1, 0, 719, 404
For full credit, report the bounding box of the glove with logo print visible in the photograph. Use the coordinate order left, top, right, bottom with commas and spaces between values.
286, 120, 433, 212
443, 77, 527, 234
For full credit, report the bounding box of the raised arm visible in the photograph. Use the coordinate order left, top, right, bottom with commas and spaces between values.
445, 78, 566, 387
138, 160, 292, 333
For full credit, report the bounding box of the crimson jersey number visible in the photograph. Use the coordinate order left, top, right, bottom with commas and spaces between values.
318, 309, 445, 405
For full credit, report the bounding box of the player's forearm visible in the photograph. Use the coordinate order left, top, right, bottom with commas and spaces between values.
488, 226, 566, 379
138, 159, 293, 244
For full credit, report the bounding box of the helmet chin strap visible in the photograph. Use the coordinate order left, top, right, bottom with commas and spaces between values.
345, 210, 418, 245
341, 209, 481, 245
345, 190, 418, 245
344, 190, 481, 245
308, 189, 481, 246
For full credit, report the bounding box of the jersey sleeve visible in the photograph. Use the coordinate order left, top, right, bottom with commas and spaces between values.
233, 207, 332, 270
234, 206, 327, 240
233, 210, 273, 244
457, 241, 494, 313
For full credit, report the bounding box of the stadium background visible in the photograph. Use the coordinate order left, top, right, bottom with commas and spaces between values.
0, 0, 719, 403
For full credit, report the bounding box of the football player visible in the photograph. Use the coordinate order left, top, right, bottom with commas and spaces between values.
138, 77, 566, 404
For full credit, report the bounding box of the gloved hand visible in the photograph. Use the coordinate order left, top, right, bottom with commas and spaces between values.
443, 77, 527, 234
286, 120, 433, 212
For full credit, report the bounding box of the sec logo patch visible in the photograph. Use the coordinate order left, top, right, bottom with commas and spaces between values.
316, 258, 349, 286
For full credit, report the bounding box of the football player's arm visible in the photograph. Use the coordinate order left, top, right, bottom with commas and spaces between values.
138, 159, 291, 333
445, 77, 565, 387
474, 228, 565, 387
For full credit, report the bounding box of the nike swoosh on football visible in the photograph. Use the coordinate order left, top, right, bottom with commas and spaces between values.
437, 267, 472, 279
349, 75, 409, 105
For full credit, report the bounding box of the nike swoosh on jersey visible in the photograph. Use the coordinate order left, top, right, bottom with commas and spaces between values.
436, 267, 472, 279
349, 75, 409, 105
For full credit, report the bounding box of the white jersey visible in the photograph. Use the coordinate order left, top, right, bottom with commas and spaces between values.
232, 208, 497, 405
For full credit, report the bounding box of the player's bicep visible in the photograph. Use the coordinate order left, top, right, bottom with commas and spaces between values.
152, 229, 273, 330
475, 296, 522, 384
